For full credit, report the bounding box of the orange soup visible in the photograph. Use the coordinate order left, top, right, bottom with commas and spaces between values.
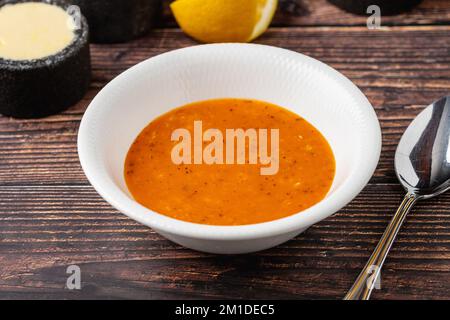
125, 99, 335, 226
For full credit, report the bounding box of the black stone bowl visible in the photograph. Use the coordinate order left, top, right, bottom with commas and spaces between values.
0, 0, 91, 118
72, 0, 162, 43
327, 0, 423, 16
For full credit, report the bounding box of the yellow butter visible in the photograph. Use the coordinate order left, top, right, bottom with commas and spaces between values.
0, 2, 75, 61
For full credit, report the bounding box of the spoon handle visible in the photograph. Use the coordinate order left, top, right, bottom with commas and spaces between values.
344, 193, 418, 300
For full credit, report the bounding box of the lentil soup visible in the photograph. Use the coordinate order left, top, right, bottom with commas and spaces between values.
125, 99, 335, 225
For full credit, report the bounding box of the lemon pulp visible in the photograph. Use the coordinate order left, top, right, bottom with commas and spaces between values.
171, 0, 278, 43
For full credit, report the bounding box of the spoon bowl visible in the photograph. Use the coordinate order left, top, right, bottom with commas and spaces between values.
396, 96, 450, 198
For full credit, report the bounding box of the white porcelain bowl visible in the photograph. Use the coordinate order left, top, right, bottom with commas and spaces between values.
78, 44, 381, 254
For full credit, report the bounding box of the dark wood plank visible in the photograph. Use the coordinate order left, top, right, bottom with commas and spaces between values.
274, 0, 450, 26
1, 184, 450, 299
1, 26, 450, 186
1, 26, 450, 299
160, 0, 450, 27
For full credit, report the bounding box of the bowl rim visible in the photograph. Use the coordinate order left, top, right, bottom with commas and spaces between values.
78, 43, 382, 241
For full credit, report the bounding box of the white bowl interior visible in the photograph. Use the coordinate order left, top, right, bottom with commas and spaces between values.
79, 44, 380, 239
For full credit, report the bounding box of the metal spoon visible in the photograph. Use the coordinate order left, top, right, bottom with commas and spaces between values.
345, 95, 450, 300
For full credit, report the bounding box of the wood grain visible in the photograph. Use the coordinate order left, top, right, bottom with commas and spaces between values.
1, 1, 450, 300
273, 0, 450, 26
1, 183, 450, 299
160, 0, 450, 27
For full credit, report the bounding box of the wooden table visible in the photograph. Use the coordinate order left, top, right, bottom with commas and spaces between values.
1, 0, 450, 300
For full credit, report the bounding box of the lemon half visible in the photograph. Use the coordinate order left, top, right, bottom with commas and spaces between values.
171, 0, 278, 43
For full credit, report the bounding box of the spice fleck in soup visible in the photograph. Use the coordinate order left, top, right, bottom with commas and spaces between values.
125, 99, 335, 226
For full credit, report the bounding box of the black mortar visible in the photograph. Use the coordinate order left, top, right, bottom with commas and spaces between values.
0, 0, 91, 118
72, 0, 162, 43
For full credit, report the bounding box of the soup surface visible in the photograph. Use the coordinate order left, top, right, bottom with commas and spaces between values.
125, 99, 335, 225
